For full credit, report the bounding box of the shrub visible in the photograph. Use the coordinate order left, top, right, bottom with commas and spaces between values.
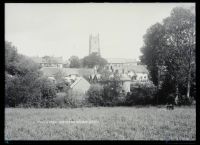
5, 75, 26, 107
54, 92, 67, 107
5, 74, 57, 108
55, 81, 69, 92
87, 84, 104, 106
87, 81, 125, 107
101, 76, 124, 106
176, 95, 192, 106
126, 82, 156, 105
55, 90, 89, 108
38, 77, 57, 108
64, 90, 87, 108
5, 42, 58, 108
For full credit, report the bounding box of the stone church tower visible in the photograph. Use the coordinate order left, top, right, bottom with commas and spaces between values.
89, 33, 100, 56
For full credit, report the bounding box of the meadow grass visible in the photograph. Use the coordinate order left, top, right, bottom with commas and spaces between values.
5, 107, 196, 140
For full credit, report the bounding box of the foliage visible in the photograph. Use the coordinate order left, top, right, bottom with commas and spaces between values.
87, 84, 104, 106
101, 73, 124, 106
5, 42, 40, 76
54, 70, 69, 92
140, 7, 196, 103
38, 77, 57, 108
5, 42, 19, 75
126, 82, 157, 105
87, 72, 126, 106
54, 92, 67, 107
140, 23, 166, 86
64, 93, 88, 108
55, 90, 90, 108
69, 56, 81, 68
5, 41, 57, 108
82, 52, 107, 68
5, 74, 57, 108
98, 68, 112, 81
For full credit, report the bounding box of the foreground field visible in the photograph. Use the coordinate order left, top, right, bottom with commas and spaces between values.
5, 107, 196, 140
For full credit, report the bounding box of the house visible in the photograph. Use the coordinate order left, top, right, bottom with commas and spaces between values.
105, 58, 149, 81
120, 73, 132, 93
90, 65, 149, 82
93, 64, 150, 93
98, 73, 131, 93
54, 77, 91, 103
105, 58, 138, 73
31, 56, 65, 68
69, 76, 91, 100
127, 65, 149, 81
40, 67, 93, 92
40, 67, 94, 80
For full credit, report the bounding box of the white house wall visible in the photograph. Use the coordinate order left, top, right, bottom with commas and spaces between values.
136, 73, 148, 81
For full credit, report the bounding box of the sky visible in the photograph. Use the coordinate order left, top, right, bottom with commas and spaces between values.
5, 3, 195, 61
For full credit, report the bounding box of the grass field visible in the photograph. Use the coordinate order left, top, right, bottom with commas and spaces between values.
5, 107, 196, 140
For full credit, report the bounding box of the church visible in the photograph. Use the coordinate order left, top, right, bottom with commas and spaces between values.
89, 33, 149, 83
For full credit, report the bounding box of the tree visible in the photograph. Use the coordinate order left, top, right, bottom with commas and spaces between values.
140, 7, 195, 104
5, 41, 19, 75
82, 52, 107, 68
69, 56, 81, 68
5, 41, 57, 107
102, 72, 124, 106
54, 70, 69, 92
87, 84, 104, 106
163, 7, 195, 100
42, 56, 51, 63
140, 23, 166, 87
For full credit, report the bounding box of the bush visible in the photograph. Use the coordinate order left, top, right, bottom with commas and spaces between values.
55, 90, 90, 108
102, 84, 124, 106
54, 92, 67, 107
176, 95, 192, 106
5, 42, 58, 108
38, 77, 57, 108
5, 74, 57, 108
87, 80, 125, 107
126, 82, 156, 105
55, 81, 69, 92
87, 84, 104, 106
166, 93, 176, 105
5, 75, 26, 107
65, 90, 87, 108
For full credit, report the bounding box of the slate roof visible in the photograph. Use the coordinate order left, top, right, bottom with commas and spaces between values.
128, 65, 148, 73
70, 77, 82, 88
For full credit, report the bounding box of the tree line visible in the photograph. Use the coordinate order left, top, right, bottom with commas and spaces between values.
5, 41, 57, 107
140, 7, 196, 104
67, 53, 107, 68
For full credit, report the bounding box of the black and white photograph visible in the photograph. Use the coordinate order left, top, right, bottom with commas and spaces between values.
5, 2, 196, 141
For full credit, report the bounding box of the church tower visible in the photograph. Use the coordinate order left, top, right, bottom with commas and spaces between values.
89, 33, 100, 56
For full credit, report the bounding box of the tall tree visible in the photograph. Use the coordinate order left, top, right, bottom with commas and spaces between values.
140, 7, 195, 102
82, 52, 107, 68
140, 23, 166, 87
69, 56, 81, 68
163, 7, 195, 99
5, 41, 57, 107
